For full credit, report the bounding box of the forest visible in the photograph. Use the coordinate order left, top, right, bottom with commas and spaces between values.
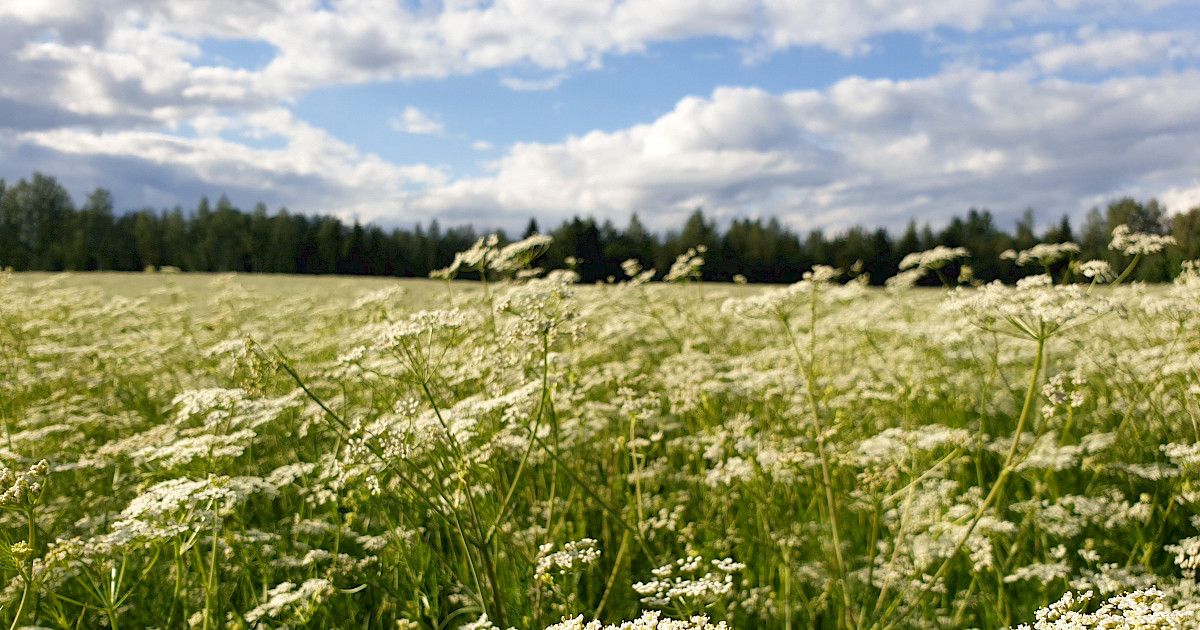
2, 171, 1198, 284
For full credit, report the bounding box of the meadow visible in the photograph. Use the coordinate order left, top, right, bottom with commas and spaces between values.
0, 231, 1197, 629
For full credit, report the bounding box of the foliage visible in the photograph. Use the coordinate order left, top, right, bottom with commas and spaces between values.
2, 171, 1199, 283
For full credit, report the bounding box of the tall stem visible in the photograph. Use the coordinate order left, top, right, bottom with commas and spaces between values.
1110, 253, 1141, 286
8, 509, 35, 630
882, 335, 1045, 626
783, 293, 853, 625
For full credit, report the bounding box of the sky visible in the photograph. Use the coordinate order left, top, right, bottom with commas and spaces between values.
2, 1, 1200, 234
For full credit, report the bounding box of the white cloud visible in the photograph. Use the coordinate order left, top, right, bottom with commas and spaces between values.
2, 0, 1185, 128
1161, 182, 1200, 213
1025, 28, 1200, 73
390, 106, 445, 135
405, 69, 1200, 230
2, 0, 1199, 232
499, 73, 567, 91
5, 108, 447, 223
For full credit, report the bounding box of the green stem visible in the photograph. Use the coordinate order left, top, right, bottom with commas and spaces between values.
782, 292, 854, 626
882, 336, 1045, 625
8, 510, 36, 630
1110, 253, 1141, 286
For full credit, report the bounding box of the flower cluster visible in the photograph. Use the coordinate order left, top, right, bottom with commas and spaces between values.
535, 538, 602, 583
899, 246, 969, 271
1109, 224, 1176, 256
1013, 588, 1195, 629
545, 611, 730, 630
946, 274, 1115, 339
0, 460, 48, 510
1002, 242, 1080, 267
664, 247, 706, 282
633, 556, 744, 608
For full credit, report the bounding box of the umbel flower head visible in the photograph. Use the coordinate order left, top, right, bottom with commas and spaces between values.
490, 233, 553, 275
431, 233, 553, 279
430, 233, 500, 279
544, 611, 730, 629
1109, 224, 1176, 256
664, 246, 706, 282
721, 265, 845, 320
899, 246, 969, 271
535, 538, 601, 584
946, 274, 1116, 341
0, 459, 49, 510
1003, 242, 1080, 267
1013, 587, 1195, 629
1075, 260, 1114, 281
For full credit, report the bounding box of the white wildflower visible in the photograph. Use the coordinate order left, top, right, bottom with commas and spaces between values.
1109, 224, 1176, 256
899, 246, 969, 271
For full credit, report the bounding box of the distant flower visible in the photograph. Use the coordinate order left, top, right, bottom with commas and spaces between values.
1013, 242, 1080, 267
1109, 224, 1175, 256
899, 246, 969, 271
490, 234, 553, 275
664, 247, 706, 282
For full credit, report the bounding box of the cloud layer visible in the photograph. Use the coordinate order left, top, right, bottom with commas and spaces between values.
409, 69, 1200, 229
2, 0, 1199, 230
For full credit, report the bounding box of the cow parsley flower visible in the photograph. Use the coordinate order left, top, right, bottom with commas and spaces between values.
172, 388, 248, 422
1165, 536, 1200, 579
1076, 260, 1114, 281
490, 234, 553, 274
0, 459, 48, 509
946, 275, 1115, 340
622, 259, 657, 285
633, 555, 744, 608
1013, 243, 1080, 267
544, 611, 730, 629
243, 578, 334, 628
1109, 225, 1176, 256
721, 266, 845, 320
535, 538, 601, 584
885, 267, 927, 290
899, 246, 969, 271
1013, 587, 1195, 629
431, 233, 501, 279
664, 247, 706, 282
374, 309, 470, 355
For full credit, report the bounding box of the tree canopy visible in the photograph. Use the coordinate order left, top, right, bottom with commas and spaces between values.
1, 172, 1196, 284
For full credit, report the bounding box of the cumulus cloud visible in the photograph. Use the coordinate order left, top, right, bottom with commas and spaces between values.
2, 0, 1199, 230
390, 106, 445, 135
1161, 183, 1200, 213
406, 69, 1200, 229
1, 0, 1185, 127
1024, 27, 1200, 73
2, 108, 447, 223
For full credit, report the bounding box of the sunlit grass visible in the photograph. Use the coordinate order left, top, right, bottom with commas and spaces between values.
0, 241, 1196, 629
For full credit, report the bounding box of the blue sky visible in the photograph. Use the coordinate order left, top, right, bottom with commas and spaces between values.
2, 1, 1200, 233
294, 32, 941, 175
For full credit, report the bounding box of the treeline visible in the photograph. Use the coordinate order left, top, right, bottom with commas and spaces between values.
2, 172, 1199, 284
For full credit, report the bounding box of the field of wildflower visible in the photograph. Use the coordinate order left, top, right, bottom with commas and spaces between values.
1, 228, 1198, 629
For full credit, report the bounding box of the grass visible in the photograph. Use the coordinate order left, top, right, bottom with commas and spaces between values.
0, 261, 1197, 629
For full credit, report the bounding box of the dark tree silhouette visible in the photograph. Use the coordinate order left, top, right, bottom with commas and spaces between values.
0, 171, 1195, 283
